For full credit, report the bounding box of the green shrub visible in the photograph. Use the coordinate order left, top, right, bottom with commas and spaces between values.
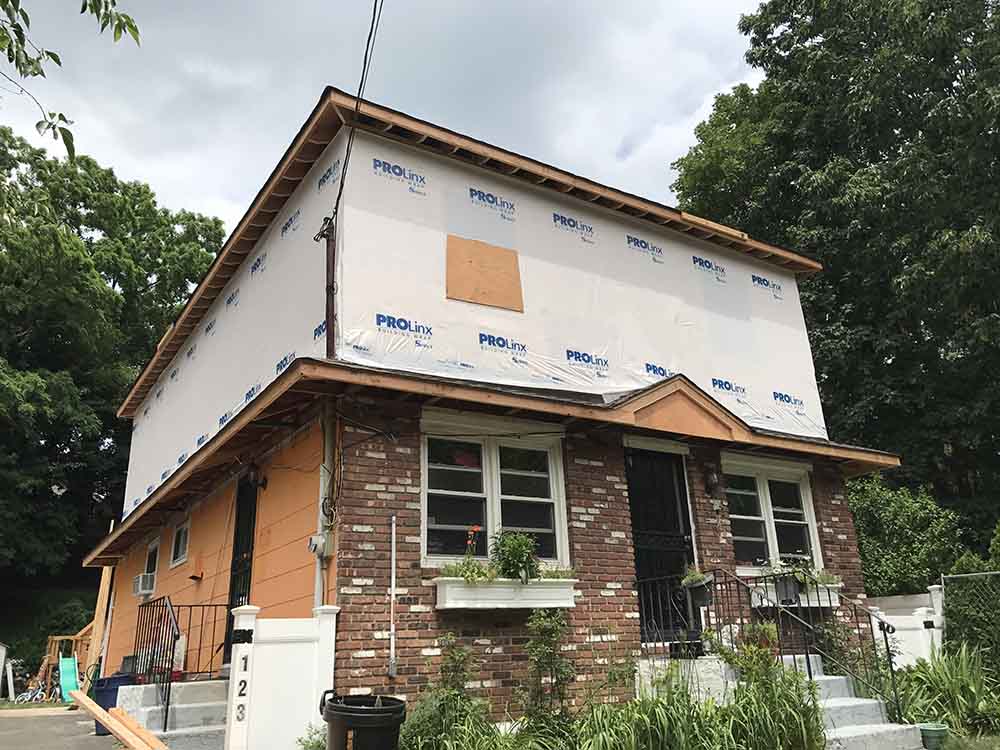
522, 609, 574, 719
943, 555, 1000, 677
295, 723, 325, 750
400, 632, 489, 750
491, 531, 541, 582
899, 645, 1000, 736
849, 476, 965, 596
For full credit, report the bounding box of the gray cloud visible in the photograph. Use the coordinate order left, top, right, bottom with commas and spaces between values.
2, 1, 761, 230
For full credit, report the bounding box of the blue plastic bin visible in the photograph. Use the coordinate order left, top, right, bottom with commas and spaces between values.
92, 673, 135, 736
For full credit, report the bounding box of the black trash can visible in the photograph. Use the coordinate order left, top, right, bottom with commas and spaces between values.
92, 673, 136, 736
319, 691, 406, 750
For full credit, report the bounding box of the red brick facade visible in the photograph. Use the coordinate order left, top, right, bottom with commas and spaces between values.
330, 396, 864, 711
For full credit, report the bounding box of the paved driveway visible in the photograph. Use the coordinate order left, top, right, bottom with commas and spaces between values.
0, 707, 114, 750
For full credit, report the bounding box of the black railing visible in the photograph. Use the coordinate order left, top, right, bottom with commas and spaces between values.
636, 575, 705, 659
707, 569, 903, 721
133, 598, 230, 733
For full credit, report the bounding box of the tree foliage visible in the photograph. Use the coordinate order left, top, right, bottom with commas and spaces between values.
0, 1, 139, 159
849, 476, 964, 596
673, 0, 1000, 551
0, 128, 223, 576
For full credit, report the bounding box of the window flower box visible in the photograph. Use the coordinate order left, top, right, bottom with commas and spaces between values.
752, 582, 842, 609
432, 577, 578, 610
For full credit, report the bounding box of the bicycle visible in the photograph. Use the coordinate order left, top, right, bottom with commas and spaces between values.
13, 682, 47, 704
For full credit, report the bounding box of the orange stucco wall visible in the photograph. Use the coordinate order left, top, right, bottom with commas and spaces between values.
103, 421, 323, 676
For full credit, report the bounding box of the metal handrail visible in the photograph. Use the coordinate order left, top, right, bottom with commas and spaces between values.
709, 568, 903, 722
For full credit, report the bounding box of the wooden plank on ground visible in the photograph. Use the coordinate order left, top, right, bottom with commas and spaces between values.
110, 707, 170, 750
68, 690, 152, 750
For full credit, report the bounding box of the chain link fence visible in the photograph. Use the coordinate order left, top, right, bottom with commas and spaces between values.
942, 571, 1000, 673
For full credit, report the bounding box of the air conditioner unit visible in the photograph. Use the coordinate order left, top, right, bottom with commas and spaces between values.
133, 573, 155, 596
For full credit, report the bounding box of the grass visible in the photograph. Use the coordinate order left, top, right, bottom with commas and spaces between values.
945, 736, 1000, 749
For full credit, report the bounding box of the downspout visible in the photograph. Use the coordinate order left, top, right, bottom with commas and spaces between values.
315, 401, 336, 607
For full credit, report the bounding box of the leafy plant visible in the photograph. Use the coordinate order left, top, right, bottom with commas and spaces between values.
295, 724, 325, 750
899, 645, 1000, 736
943, 557, 1000, 677
681, 566, 710, 587
491, 531, 540, 583
538, 568, 576, 580
439, 558, 496, 583
439, 633, 475, 693
812, 569, 842, 587
0, 1, 140, 160
521, 608, 574, 719
401, 634, 488, 750
848, 478, 966, 597
400, 688, 490, 750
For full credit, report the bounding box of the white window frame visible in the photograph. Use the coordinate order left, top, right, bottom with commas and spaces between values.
720, 452, 823, 575
169, 518, 191, 568
141, 537, 160, 595
420, 409, 569, 569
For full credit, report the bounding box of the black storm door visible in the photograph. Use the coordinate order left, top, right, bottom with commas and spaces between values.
625, 448, 698, 644
224, 476, 259, 662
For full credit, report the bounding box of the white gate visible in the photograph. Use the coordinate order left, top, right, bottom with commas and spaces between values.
224, 604, 340, 750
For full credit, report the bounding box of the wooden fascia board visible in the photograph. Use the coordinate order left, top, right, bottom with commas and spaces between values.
116, 95, 341, 419
86, 363, 305, 566
296, 361, 900, 470
327, 89, 822, 273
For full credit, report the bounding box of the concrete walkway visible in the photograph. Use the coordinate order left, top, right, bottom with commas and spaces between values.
0, 708, 113, 749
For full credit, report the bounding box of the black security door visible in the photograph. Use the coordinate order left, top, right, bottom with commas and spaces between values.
224, 476, 259, 662
626, 449, 693, 579
625, 448, 698, 643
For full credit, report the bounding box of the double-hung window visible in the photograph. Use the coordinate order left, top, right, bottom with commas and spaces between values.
422, 411, 568, 567
170, 518, 191, 567
722, 453, 821, 570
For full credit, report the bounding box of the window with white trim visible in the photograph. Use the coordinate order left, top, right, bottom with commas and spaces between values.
422, 427, 567, 565
722, 455, 821, 569
170, 519, 190, 567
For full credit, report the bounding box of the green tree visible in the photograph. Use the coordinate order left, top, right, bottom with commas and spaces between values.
1, 1, 139, 159
673, 0, 1000, 551
0, 127, 223, 576
849, 477, 964, 596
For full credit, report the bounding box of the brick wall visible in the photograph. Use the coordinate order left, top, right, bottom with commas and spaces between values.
331, 397, 640, 713
686, 445, 736, 571
329, 395, 867, 712
810, 463, 865, 598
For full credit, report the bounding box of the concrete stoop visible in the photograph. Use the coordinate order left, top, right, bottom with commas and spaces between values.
810, 672, 922, 750
117, 678, 229, 737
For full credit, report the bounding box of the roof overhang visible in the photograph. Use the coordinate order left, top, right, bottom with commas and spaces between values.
87, 358, 898, 567
116, 86, 823, 419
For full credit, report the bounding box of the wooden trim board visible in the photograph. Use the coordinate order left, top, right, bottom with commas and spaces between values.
110, 707, 170, 750
69, 691, 154, 750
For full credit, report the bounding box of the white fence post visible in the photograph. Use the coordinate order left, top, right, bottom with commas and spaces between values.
314, 605, 341, 698
224, 605, 260, 750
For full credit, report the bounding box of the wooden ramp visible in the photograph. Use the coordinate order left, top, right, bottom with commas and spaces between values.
69, 690, 168, 750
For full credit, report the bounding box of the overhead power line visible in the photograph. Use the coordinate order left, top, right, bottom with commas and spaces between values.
314, 0, 386, 243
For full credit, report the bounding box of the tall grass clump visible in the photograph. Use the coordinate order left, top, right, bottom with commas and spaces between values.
899, 644, 1000, 736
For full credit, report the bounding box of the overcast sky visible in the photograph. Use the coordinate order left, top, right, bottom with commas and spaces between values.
3, 1, 762, 232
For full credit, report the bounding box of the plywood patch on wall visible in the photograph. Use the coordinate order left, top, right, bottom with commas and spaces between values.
446, 235, 524, 312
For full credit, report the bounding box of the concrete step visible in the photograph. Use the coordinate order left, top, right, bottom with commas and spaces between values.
781, 653, 824, 675
118, 679, 228, 709
156, 725, 226, 746
141, 700, 228, 733
812, 674, 854, 700
821, 697, 886, 730
826, 722, 923, 750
